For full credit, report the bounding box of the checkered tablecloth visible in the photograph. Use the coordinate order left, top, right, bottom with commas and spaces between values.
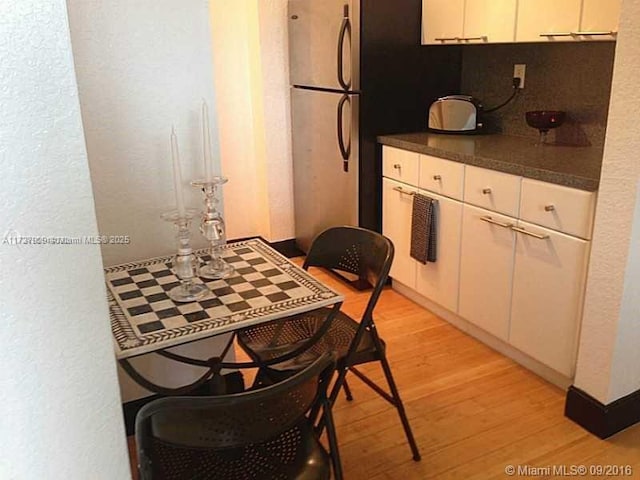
106, 238, 343, 359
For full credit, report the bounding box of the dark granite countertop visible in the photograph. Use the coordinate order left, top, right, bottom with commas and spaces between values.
377, 132, 603, 191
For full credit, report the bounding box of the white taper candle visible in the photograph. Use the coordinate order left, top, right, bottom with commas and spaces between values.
170, 126, 186, 217
202, 100, 213, 182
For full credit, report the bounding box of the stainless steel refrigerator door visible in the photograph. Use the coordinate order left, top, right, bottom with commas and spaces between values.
288, 0, 360, 92
291, 88, 359, 252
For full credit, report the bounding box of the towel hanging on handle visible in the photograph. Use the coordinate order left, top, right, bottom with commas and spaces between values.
410, 193, 438, 263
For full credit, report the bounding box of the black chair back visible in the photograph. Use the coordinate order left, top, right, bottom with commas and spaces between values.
135, 352, 336, 479
303, 226, 394, 322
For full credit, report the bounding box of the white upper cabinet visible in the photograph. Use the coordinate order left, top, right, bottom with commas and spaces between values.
422, 0, 464, 44
577, 0, 621, 39
516, 0, 581, 42
422, 0, 516, 44
423, 0, 620, 44
463, 0, 517, 43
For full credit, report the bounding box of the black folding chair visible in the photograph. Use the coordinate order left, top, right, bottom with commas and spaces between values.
135, 352, 342, 480
237, 226, 421, 461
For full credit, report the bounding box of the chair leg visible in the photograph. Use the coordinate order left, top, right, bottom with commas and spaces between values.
328, 367, 349, 407
342, 375, 354, 402
322, 397, 343, 480
316, 367, 349, 435
379, 354, 421, 461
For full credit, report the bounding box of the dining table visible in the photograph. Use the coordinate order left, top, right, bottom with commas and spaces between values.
105, 238, 344, 394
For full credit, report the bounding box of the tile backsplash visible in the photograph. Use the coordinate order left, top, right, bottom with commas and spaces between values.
460, 42, 616, 146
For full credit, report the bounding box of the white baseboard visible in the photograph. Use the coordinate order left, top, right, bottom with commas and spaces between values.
392, 281, 573, 390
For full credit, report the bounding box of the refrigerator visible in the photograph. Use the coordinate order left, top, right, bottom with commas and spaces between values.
289, 0, 461, 252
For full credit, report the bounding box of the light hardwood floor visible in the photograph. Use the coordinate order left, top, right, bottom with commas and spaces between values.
128, 261, 640, 479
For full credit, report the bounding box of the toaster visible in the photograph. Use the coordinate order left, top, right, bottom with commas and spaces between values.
428, 95, 483, 133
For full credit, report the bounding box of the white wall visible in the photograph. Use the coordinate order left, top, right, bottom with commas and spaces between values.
0, 1, 130, 478
256, 0, 296, 241
210, 0, 295, 242
609, 189, 640, 400
67, 0, 233, 403
68, 0, 220, 267
573, 0, 640, 404
209, 0, 262, 239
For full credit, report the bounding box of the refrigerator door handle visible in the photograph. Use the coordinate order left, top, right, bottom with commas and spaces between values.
337, 93, 351, 172
337, 5, 351, 91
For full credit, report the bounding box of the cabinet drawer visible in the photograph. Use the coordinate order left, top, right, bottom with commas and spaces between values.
383, 146, 420, 186
418, 154, 465, 200
464, 165, 521, 217
520, 179, 596, 239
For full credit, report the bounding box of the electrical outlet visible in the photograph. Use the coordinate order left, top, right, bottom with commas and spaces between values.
514, 64, 526, 88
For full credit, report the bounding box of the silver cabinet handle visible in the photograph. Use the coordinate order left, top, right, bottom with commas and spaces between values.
433, 175, 442, 180
392, 186, 415, 196
540, 32, 573, 37
571, 31, 616, 36
482, 188, 492, 195
434, 37, 460, 42
393, 164, 401, 169
460, 36, 488, 41
512, 226, 549, 239
544, 204, 555, 212
480, 216, 513, 229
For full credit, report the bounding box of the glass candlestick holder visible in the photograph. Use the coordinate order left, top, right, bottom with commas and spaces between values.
161, 209, 209, 302
191, 177, 235, 279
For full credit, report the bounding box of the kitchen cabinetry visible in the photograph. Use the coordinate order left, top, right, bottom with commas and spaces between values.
382, 148, 464, 312
463, 0, 517, 43
464, 165, 521, 217
382, 177, 418, 288
382, 145, 596, 379
418, 154, 465, 199
415, 190, 463, 313
458, 205, 515, 340
577, 0, 621, 40
519, 178, 596, 239
509, 221, 589, 376
422, 0, 516, 44
422, 0, 464, 44
516, 0, 581, 42
423, 0, 620, 44
460, 173, 593, 376
382, 146, 420, 186
516, 0, 618, 42
458, 205, 590, 376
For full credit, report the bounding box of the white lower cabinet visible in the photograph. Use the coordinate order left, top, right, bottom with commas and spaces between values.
509, 220, 589, 377
458, 204, 515, 341
382, 178, 417, 288
382, 147, 594, 379
415, 190, 463, 313
458, 207, 589, 373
